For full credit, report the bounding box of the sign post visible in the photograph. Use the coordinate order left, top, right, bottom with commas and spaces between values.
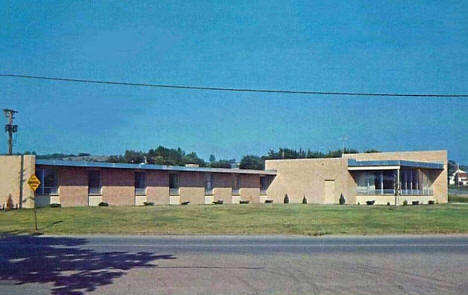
27, 175, 40, 231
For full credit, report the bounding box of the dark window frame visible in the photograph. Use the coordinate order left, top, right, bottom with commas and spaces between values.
88, 170, 102, 195
35, 167, 59, 195
135, 171, 146, 196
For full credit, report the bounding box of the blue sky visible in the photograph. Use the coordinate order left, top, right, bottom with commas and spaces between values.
1, 1, 467, 163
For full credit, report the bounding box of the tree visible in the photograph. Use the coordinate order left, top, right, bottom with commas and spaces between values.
209, 154, 216, 163
261, 147, 362, 160
339, 194, 346, 205
183, 152, 206, 166
147, 146, 185, 166
209, 160, 232, 168
123, 150, 145, 164
239, 155, 264, 170
448, 160, 457, 176
365, 149, 381, 153
107, 155, 125, 163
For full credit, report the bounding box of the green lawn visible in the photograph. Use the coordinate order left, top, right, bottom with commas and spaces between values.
1, 204, 467, 236
449, 194, 468, 203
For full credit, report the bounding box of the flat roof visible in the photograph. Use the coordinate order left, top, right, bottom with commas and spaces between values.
35, 159, 277, 175
347, 159, 444, 170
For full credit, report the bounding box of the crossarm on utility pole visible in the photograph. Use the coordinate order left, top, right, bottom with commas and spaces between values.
3, 109, 18, 155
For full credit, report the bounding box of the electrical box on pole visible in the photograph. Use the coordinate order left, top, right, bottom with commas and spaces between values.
3, 109, 18, 155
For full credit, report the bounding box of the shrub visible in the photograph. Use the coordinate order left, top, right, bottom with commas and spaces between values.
428, 200, 435, 205
144, 202, 154, 206
302, 195, 307, 204
240, 200, 250, 204
366, 200, 375, 206
213, 200, 224, 205
403, 200, 408, 206
448, 195, 468, 203
98, 202, 109, 207
339, 194, 346, 205
412, 201, 419, 205
284, 194, 289, 204
387, 202, 390, 206
265, 200, 273, 204
181, 201, 190, 205
49, 203, 61, 208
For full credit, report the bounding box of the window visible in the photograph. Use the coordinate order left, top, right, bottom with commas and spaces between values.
260, 176, 272, 194
135, 172, 146, 195
169, 173, 179, 195
355, 170, 395, 195
400, 168, 431, 195
355, 169, 433, 196
35, 168, 58, 195
232, 174, 240, 195
205, 173, 214, 195
88, 170, 101, 195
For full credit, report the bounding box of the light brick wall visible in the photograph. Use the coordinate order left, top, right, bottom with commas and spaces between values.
265, 158, 354, 204
179, 172, 205, 204
213, 173, 232, 203
239, 174, 261, 203
58, 166, 88, 207
102, 169, 135, 206
0, 155, 35, 209
146, 171, 169, 205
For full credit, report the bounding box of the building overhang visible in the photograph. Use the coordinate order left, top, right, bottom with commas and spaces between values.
347, 159, 444, 171
35, 159, 277, 175
348, 165, 400, 171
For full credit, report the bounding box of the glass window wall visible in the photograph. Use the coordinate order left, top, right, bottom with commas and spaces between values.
354, 168, 433, 196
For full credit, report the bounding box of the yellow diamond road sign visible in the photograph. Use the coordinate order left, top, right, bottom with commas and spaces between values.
28, 175, 41, 192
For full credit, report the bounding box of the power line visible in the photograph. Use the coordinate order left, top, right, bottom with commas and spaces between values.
1, 73, 467, 98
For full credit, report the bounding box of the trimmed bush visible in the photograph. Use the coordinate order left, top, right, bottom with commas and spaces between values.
98, 202, 109, 207
339, 194, 346, 205
428, 200, 435, 205
448, 195, 468, 203
49, 203, 61, 208
302, 195, 307, 204
265, 200, 273, 204
403, 200, 408, 206
181, 201, 190, 205
240, 200, 250, 204
143, 202, 154, 206
284, 194, 289, 204
213, 200, 224, 205
387, 202, 391, 206
412, 201, 419, 205
366, 200, 375, 206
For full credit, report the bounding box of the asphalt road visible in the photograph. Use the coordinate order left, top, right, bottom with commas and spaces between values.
0, 235, 467, 295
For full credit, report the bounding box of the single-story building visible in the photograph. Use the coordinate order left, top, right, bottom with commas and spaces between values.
0, 150, 447, 208
449, 167, 468, 186
266, 150, 447, 205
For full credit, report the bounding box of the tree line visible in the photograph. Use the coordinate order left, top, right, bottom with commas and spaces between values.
108, 146, 380, 170
28, 146, 383, 170
239, 148, 378, 170
106, 146, 236, 168
25, 148, 468, 173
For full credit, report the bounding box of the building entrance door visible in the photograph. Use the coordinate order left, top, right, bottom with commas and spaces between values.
324, 180, 335, 204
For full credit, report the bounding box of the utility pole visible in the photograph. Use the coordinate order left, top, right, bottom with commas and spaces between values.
3, 109, 18, 155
